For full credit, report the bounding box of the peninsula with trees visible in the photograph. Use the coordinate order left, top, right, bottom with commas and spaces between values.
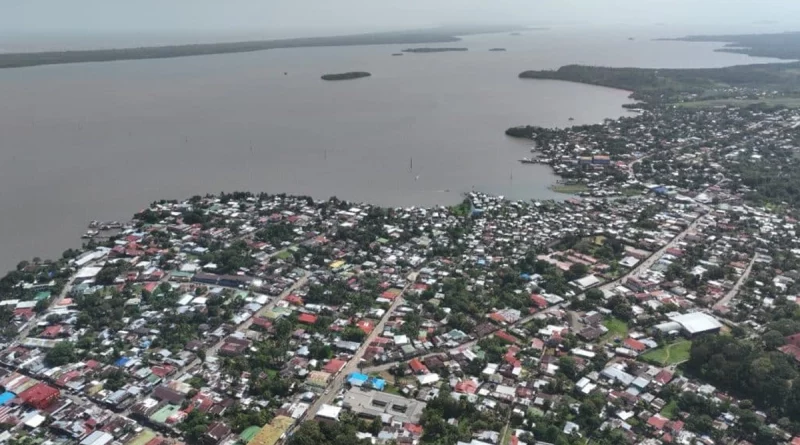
321, 71, 371, 81
518, 32, 800, 106
0, 26, 519, 70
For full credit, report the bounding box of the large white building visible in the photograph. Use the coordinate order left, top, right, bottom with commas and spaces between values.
655, 312, 722, 337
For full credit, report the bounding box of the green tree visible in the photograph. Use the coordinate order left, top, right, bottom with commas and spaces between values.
45, 341, 76, 366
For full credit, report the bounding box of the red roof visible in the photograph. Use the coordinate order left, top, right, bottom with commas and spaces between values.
298, 313, 318, 325
780, 344, 800, 362
13, 308, 34, 320
654, 369, 673, 385
786, 332, 800, 348
252, 316, 272, 329
323, 359, 347, 374
647, 414, 668, 430
495, 330, 519, 344
409, 359, 428, 374
455, 380, 478, 394
531, 338, 545, 350
41, 325, 63, 339
623, 338, 647, 352
150, 365, 174, 378
18, 382, 60, 409
668, 420, 684, 433
143, 282, 159, 292
284, 294, 304, 305
403, 423, 423, 435
530, 294, 548, 309
356, 320, 375, 335
791, 437, 800, 445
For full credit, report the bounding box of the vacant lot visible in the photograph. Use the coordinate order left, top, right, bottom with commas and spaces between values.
603, 318, 629, 340
641, 340, 692, 365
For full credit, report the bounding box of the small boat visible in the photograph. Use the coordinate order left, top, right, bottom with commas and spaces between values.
568, 117, 575, 121
82, 230, 99, 239
518, 158, 537, 164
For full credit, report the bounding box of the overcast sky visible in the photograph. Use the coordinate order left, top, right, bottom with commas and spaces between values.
4, 0, 800, 34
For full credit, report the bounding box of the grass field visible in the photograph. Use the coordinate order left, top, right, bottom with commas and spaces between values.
603, 318, 629, 340
676, 97, 800, 109
551, 183, 590, 194
660, 400, 679, 420
641, 340, 692, 366
274, 250, 293, 260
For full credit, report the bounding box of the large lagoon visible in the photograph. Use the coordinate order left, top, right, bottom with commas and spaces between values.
0, 26, 786, 271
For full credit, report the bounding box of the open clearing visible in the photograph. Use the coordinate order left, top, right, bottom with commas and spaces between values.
641, 340, 692, 365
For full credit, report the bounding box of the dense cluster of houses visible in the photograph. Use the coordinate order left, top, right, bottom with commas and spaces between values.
3, 105, 800, 445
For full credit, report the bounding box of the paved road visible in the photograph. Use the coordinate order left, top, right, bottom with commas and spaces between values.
17, 275, 77, 342
715, 254, 757, 309
360, 211, 709, 375
304, 272, 418, 419
173, 274, 310, 381
360, 302, 568, 374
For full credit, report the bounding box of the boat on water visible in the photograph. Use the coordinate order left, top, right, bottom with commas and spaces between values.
568, 117, 575, 121
518, 158, 538, 164
82, 230, 99, 239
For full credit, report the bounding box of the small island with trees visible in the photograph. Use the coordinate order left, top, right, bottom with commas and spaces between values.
402, 47, 468, 53
321, 71, 372, 81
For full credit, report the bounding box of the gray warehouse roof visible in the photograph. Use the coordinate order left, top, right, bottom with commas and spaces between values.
669, 312, 722, 335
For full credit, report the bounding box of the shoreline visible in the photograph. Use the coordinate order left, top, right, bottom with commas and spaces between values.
0, 26, 531, 70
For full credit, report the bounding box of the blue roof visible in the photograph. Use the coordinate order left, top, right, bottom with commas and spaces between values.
368, 378, 386, 391
0, 392, 15, 405
348, 373, 369, 384
115, 357, 131, 367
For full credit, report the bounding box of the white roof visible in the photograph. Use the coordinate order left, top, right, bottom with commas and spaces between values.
670, 312, 722, 334
417, 373, 441, 386
76, 266, 103, 279
23, 413, 46, 428
317, 404, 342, 420
574, 274, 601, 289
81, 431, 114, 445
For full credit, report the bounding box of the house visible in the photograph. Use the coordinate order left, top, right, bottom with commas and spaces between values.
409, 359, 429, 375
298, 313, 318, 325
323, 359, 347, 374
17, 383, 60, 409
623, 338, 647, 353
204, 421, 232, 445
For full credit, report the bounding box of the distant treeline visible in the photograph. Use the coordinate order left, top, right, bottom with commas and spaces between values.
0, 26, 528, 70
668, 31, 800, 60
519, 62, 800, 103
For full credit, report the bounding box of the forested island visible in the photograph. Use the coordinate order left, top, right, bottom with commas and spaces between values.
402, 47, 468, 53
0, 26, 520, 69
666, 31, 800, 60
321, 71, 371, 81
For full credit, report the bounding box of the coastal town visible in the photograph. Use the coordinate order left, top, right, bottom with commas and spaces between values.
4, 95, 800, 445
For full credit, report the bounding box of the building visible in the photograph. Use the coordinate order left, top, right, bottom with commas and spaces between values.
656, 312, 722, 338
342, 387, 427, 424
17, 382, 60, 409
316, 404, 342, 422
